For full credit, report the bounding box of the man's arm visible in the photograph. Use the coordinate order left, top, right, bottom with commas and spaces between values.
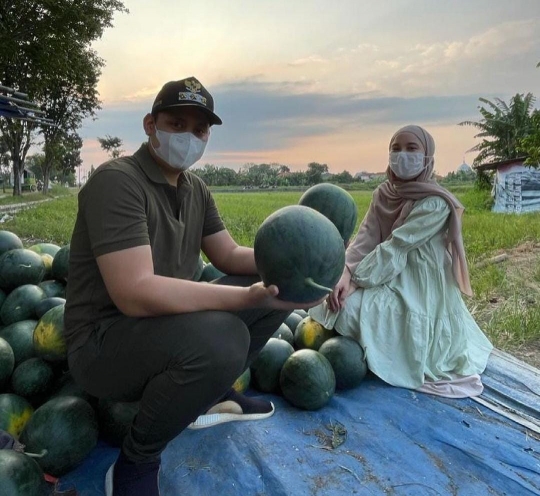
96, 245, 319, 318
201, 230, 257, 275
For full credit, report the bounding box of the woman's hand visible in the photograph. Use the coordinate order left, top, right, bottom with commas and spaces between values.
248, 282, 328, 311
328, 268, 357, 313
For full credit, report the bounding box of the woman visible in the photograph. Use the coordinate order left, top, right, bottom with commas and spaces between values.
309, 125, 493, 398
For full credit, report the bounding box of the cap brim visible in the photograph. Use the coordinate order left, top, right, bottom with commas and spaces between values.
157, 103, 222, 125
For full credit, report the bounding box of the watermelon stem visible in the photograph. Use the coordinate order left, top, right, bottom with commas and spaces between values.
25, 449, 48, 458
304, 277, 332, 294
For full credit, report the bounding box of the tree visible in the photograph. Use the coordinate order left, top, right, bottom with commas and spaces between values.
459, 93, 537, 165
0, 135, 11, 193
333, 170, 353, 184
0, 1, 128, 195
98, 134, 124, 159
519, 110, 540, 167
306, 162, 329, 185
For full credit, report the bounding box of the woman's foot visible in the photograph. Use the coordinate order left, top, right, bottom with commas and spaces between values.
188, 388, 275, 429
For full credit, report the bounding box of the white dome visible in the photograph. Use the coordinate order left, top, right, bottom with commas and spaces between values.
457, 162, 473, 173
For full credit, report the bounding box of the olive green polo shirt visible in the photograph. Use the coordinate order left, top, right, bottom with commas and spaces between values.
64, 144, 225, 354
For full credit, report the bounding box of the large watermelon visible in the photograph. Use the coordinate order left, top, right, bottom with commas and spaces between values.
193, 255, 205, 281
319, 336, 368, 390
28, 242, 61, 257
232, 367, 251, 394
35, 297, 66, 319
0, 230, 23, 257
38, 280, 66, 298
0, 336, 15, 389
20, 395, 99, 476
280, 349, 336, 411
251, 338, 295, 393
199, 262, 226, 282
298, 183, 358, 244
0, 450, 48, 496
33, 304, 67, 362
271, 323, 294, 346
294, 317, 336, 351
49, 372, 95, 405
284, 312, 303, 333
39, 253, 54, 280
0, 320, 38, 366
0, 393, 34, 437
97, 398, 139, 447
11, 358, 55, 400
0, 249, 46, 292
51, 245, 70, 282
0, 284, 45, 325
254, 206, 345, 303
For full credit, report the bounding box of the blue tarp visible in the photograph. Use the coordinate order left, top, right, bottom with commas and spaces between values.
59, 350, 540, 495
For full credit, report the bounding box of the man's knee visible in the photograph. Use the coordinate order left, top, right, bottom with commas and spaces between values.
169, 312, 249, 382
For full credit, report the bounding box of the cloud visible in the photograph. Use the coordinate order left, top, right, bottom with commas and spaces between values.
288, 55, 329, 67
81, 79, 486, 162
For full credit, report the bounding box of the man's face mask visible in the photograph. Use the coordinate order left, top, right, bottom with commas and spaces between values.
389, 151, 425, 180
152, 129, 207, 171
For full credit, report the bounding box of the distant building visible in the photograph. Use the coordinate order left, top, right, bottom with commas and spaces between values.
354, 171, 387, 182
457, 161, 474, 175
475, 157, 540, 213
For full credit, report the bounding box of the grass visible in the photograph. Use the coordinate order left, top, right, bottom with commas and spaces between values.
2, 186, 540, 355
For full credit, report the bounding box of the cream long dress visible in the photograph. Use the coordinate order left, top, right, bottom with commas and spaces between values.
309, 196, 493, 397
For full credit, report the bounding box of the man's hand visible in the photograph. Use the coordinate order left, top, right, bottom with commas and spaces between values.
248, 281, 328, 311
327, 268, 357, 313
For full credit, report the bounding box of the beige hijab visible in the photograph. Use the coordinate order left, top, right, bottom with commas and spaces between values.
345, 125, 472, 296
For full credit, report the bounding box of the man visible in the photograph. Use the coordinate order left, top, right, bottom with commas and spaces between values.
64, 77, 323, 496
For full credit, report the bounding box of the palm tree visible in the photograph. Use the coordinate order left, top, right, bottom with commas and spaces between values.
459, 93, 537, 165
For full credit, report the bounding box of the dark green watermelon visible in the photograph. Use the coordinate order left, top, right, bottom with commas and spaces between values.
97, 398, 139, 447
0, 249, 46, 291
284, 312, 303, 333
294, 309, 308, 319
49, 372, 95, 405
38, 280, 66, 298
319, 336, 368, 390
35, 297, 66, 319
280, 349, 336, 410
33, 304, 67, 362
199, 263, 226, 282
251, 338, 295, 393
294, 317, 336, 351
0, 393, 34, 437
299, 183, 358, 244
0, 320, 38, 366
254, 206, 345, 303
271, 323, 294, 346
0, 284, 45, 325
0, 230, 23, 257
20, 395, 99, 476
232, 367, 251, 394
0, 449, 47, 496
11, 358, 55, 399
0, 336, 15, 390
28, 243, 61, 257
51, 245, 70, 282
193, 255, 205, 281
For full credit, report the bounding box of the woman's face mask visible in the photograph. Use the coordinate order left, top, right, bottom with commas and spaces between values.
389, 151, 425, 180
152, 129, 207, 171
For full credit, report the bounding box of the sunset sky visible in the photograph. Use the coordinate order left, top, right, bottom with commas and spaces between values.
78, 0, 540, 179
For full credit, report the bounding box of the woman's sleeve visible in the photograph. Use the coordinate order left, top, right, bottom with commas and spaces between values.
351, 196, 450, 288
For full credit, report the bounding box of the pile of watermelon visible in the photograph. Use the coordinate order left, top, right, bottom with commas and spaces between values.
0, 230, 103, 493
233, 311, 368, 412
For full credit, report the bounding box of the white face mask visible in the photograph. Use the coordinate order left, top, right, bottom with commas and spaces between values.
389, 151, 425, 179
152, 129, 207, 171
